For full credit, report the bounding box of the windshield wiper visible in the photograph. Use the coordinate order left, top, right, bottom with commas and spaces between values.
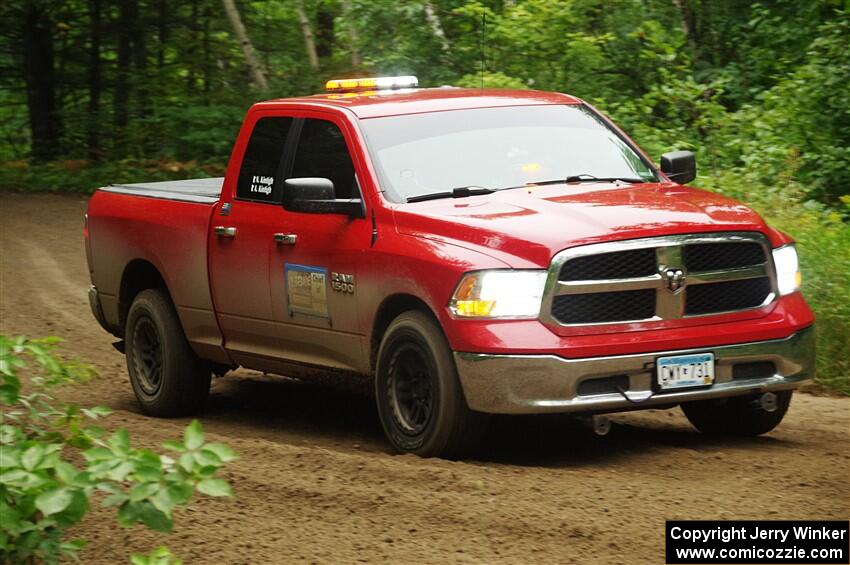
406, 176, 648, 202
407, 186, 495, 203
530, 174, 647, 185
489, 175, 650, 193
565, 174, 646, 184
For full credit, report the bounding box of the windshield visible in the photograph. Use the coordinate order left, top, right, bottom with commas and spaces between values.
359, 104, 658, 202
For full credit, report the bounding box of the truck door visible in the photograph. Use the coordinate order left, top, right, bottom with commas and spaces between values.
208, 115, 297, 365
268, 114, 372, 373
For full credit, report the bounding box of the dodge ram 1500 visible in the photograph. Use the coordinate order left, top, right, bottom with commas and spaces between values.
86, 76, 815, 457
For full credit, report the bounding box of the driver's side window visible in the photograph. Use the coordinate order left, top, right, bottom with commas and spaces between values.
291, 119, 357, 199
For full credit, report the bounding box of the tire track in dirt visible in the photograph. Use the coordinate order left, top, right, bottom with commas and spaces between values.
9, 235, 92, 332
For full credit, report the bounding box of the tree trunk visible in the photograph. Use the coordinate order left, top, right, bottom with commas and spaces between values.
114, 0, 132, 144
672, 0, 698, 58
294, 0, 320, 71
186, 1, 197, 93
221, 0, 269, 90
130, 0, 150, 121
203, 3, 212, 100
424, 2, 449, 52
124, 0, 151, 138
22, 3, 62, 161
315, 4, 334, 59
340, 0, 361, 68
157, 0, 168, 69
87, 0, 102, 160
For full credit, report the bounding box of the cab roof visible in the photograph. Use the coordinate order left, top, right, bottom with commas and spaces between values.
254, 87, 582, 119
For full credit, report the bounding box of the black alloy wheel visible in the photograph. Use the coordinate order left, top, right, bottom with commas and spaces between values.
130, 315, 163, 396
387, 341, 436, 436
375, 310, 489, 458
125, 289, 211, 416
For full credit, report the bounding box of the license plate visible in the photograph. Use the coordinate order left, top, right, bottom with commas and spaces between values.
657, 353, 715, 390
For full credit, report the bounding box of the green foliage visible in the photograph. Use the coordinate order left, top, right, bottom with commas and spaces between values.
731, 14, 850, 206
131, 546, 183, 565
0, 336, 237, 564
455, 71, 528, 89
0, 159, 226, 193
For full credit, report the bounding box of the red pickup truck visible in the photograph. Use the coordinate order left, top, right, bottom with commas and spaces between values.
86, 77, 815, 457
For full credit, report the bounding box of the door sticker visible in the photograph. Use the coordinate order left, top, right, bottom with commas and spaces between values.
250, 175, 274, 196
285, 263, 329, 318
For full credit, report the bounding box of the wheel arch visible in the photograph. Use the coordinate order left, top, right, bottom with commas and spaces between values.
118, 259, 172, 336
370, 293, 442, 372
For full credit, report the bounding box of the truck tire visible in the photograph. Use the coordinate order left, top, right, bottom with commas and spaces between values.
375, 310, 488, 458
125, 289, 211, 417
681, 391, 793, 436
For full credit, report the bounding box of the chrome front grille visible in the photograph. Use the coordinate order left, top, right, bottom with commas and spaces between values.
542, 233, 776, 326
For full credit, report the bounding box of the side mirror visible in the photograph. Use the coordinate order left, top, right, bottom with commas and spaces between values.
283, 177, 365, 218
660, 151, 696, 184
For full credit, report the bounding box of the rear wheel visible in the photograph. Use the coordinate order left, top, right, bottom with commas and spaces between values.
681, 391, 793, 436
375, 311, 488, 458
125, 289, 211, 416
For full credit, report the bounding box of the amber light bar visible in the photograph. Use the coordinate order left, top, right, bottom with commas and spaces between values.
325, 75, 418, 92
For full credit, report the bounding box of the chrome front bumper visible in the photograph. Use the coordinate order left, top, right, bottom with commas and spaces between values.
453, 326, 815, 414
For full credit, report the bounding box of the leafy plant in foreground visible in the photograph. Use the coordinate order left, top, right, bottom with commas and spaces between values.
0, 335, 237, 563
130, 546, 182, 565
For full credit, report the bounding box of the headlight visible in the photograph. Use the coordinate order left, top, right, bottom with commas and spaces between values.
449, 270, 548, 318
772, 244, 801, 296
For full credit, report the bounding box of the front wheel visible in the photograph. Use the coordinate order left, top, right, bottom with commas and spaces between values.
125, 289, 211, 417
375, 310, 488, 458
681, 391, 793, 436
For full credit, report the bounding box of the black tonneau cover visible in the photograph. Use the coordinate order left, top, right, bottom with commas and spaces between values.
101, 177, 223, 204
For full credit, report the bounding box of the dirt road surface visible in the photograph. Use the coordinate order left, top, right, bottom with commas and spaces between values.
1, 192, 848, 564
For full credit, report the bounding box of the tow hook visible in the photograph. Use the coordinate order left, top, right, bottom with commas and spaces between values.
754, 392, 778, 413
581, 414, 612, 436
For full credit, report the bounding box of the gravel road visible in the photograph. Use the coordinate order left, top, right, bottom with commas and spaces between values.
1, 191, 847, 564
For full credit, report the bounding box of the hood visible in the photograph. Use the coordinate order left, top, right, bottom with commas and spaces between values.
393, 182, 773, 268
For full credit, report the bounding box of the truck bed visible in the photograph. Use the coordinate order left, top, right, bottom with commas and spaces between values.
101, 177, 223, 204
87, 180, 226, 362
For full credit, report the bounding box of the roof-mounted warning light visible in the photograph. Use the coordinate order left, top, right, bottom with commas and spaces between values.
325, 75, 419, 92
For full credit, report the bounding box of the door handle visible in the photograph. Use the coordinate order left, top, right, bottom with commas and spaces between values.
214, 226, 237, 238
273, 233, 297, 245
